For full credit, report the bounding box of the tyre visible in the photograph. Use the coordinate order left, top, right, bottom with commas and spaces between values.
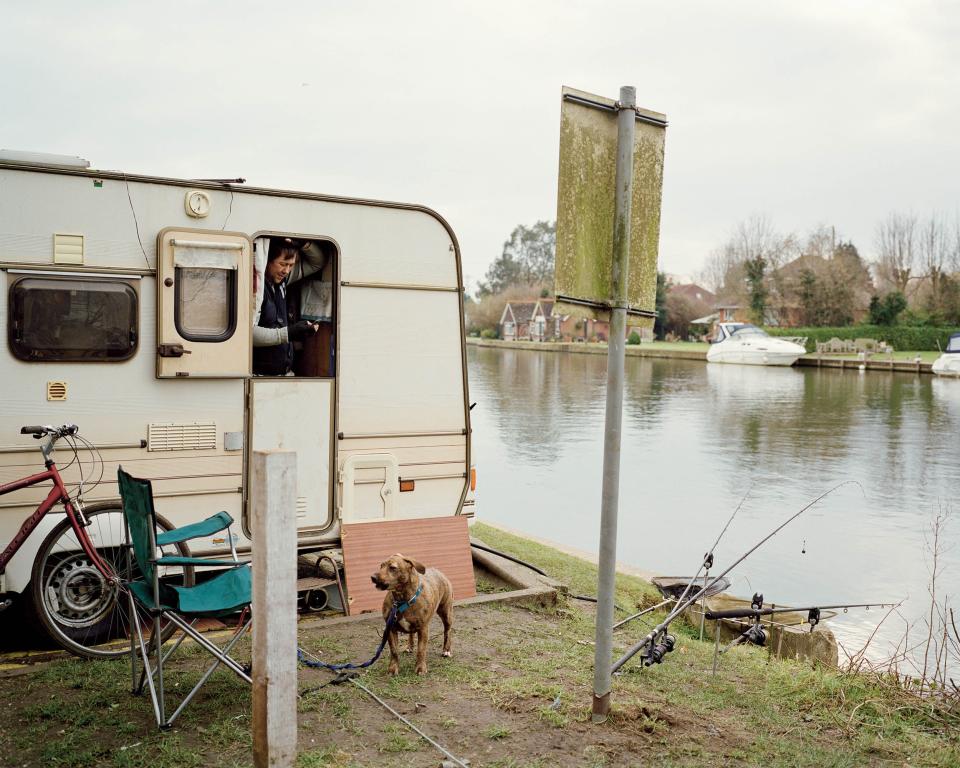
30, 502, 194, 659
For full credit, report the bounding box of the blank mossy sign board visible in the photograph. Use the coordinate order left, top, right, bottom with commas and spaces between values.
554, 85, 666, 325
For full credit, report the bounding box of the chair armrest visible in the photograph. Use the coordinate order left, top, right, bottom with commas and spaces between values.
155, 556, 245, 567
156, 511, 234, 545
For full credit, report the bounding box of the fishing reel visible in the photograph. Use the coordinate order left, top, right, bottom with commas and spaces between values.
741, 623, 767, 647
738, 593, 767, 647
722, 620, 767, 654
641, 633, 676, 666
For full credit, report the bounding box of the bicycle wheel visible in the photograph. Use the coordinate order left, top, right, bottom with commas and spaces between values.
30, 502, 194, 660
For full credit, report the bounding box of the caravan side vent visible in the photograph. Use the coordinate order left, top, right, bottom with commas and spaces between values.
46, 381, 68, 401
53, 233, 84, 264
296, 497, 308, 519
148, 421, 217, 452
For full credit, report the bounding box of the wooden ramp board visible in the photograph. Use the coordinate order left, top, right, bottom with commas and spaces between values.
341, 516, 476, 615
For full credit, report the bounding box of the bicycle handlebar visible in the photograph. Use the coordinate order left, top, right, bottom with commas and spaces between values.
20, 424, 79, 440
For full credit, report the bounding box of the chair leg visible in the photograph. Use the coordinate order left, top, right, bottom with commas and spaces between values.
164, 617, 252, 727
154, 613, 166, 728
128, 590, 138, 694
139, 617, 196, 693
130, 604, 163, 728
165, 613, 253, 681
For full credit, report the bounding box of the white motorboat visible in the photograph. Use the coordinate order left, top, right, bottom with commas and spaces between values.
706, 323, 806, 366
932, 332, 960, 377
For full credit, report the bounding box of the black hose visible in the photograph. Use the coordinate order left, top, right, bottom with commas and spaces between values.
470, 542, 624, 610
470, 542, 548, 576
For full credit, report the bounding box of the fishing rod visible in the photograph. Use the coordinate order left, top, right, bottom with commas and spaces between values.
709, 597, 901, 674
705, 602, 899, 627
612, 598, 673, 630
611, 481, 861, 674
613, 490, 751, 635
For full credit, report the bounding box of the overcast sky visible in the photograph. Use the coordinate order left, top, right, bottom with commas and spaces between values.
4, 2, 958, 291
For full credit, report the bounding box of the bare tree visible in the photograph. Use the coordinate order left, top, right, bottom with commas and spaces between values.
802, 224, 836, 260
918, 214, 950, 312
875, 212, 918, 295
701, 215, 798, 324
951, 213, 960, 273
698, 241, 738, 294
732, 216, 798, 323
731, 215, 795, 272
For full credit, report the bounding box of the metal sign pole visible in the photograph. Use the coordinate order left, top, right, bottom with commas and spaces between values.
592, 85, 637, 723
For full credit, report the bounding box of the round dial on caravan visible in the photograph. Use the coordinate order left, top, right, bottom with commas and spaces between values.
184, 190, 211, 218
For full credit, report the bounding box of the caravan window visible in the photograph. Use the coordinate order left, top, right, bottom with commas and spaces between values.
9, 276, 138, 362
175, 267, 236, 341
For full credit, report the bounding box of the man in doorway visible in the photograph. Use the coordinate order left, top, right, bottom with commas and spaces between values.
252, 239, 326, 376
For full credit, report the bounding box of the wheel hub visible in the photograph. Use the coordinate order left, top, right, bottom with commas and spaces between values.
45, 554, 117, 627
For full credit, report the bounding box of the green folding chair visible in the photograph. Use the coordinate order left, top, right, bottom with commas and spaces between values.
117, 467, 252, 729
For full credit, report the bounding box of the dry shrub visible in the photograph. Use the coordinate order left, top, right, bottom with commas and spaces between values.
839, 505, 960, 729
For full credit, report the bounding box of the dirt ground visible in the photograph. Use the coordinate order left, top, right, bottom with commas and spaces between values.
294, 602, 727, 768
0, 601, 746, 768
2, 590, 958, 767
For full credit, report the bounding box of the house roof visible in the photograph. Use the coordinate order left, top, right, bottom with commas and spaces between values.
669, 283, 716, 306
537, 300, 555, 318
691, 312, 719, 325
776, 253, 829, 281
502, 301, 538, 324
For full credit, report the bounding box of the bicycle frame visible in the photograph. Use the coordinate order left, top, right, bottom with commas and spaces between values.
0, 461, 111, 579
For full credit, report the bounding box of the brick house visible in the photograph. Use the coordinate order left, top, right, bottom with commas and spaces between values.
530, 300, 552, 341
500, 299, 612, 341
499, 301, 537, 341
716, 303, 747, 323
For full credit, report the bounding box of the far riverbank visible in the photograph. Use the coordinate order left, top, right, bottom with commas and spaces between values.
467, 337, 937, 374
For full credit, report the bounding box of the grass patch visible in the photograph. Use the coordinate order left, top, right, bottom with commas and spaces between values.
378, 723, 421, 753
483, 723, 511, 740
4, 531, 960, 767
471, 521, 660, 614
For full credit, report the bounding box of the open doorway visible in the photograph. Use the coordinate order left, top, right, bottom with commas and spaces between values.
252, 235, 337, 378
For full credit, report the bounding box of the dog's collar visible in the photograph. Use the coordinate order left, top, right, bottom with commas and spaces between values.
393, 583, 423, 614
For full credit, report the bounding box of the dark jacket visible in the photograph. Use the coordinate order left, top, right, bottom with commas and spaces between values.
252, 281, 292, 376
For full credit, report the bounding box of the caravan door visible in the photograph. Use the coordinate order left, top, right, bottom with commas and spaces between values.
248, 379, 334, 537
155, 229, 252, 378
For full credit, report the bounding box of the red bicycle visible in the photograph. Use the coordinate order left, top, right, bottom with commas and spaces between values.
0, 424, 191, 659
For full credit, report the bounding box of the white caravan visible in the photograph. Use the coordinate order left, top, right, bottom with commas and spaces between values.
0, 152, 474, 642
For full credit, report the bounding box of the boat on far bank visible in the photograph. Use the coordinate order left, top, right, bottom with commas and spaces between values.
932, 333, 960, 377
706, 323, 806, 367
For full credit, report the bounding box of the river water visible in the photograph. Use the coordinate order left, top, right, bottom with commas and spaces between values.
468, 344, 960, 666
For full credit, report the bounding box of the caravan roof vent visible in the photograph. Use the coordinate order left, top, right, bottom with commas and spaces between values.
0, 150, 91, 169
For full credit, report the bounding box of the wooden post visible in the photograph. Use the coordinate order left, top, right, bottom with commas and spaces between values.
252, 451, 298, 768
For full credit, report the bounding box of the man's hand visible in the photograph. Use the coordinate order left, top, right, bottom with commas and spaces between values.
288, 320, 319, 341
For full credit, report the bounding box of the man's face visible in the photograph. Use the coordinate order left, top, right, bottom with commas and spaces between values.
266, 253, 297, 284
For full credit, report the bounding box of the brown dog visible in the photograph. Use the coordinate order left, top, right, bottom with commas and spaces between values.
371, 553, 453, 675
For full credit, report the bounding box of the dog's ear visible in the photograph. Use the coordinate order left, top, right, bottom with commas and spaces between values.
404, 556, 426, 574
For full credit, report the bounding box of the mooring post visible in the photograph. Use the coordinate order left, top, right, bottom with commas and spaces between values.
252, 450, 298, 768
592, 84, 637, 723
